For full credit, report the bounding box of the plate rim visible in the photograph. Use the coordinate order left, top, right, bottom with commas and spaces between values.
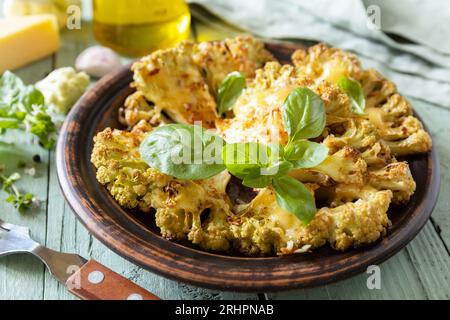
56, 42, 441, 292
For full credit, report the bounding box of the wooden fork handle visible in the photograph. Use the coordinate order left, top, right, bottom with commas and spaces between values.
65, 260, 160, 300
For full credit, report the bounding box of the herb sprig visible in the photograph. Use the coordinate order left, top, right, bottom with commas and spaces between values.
0, 172, 37, 214
0, 71, 57, 149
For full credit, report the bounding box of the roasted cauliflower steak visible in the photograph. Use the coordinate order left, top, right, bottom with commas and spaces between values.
91, 38, 431, 256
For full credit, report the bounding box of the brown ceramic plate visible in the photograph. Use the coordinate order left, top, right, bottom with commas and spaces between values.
56, 41, 440, 292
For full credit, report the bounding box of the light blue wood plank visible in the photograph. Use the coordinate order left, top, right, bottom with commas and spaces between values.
410, 98, 450, 250
269, 222, 450, 300
0, 56, 53, 299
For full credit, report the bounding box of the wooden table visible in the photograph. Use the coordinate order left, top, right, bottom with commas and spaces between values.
1, 6, 449, 300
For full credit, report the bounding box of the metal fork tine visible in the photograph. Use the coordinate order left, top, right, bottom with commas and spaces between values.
0, 218, 30, 236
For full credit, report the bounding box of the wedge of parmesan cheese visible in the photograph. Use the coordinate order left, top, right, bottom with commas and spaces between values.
0, 14, 60, 73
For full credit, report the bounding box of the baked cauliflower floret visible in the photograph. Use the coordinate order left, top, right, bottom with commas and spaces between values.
132, 36, 273, 129
192, 36, 274, 93
132, 41, 218, 128
384, 131, 432, 156
217, 62, 357, 145
217, 62, 306, 144
291, 147, 367, 185
91, 127, 234, 251
292, 43, 362, 84
231, 186, 392, 255
366, 94, 432, 155
231, 186, 330, 255
360, 70, 432, 156
368, 162, 416, 204
323, 118, 392, 168
360, 142, 392, 168
120, 91, 168, 128
314, 81, 356, 119
359, 68, 397, 109
224, 36, 274, 78
328, 189, 392, 250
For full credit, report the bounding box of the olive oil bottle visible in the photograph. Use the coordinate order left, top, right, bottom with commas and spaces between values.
93, 0, 191, 57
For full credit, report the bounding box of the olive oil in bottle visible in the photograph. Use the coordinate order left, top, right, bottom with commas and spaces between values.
93, 0, 191, 57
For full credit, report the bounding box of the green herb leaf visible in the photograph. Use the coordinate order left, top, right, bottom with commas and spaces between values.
272, 175, 317, 224
284, 141, 328, 169
0, 71, 56, 149
242, 170, 273, 188
222, 142, 271, 179
0, 172, 37, 214
337, 76, 365, 115
282, 88, 326, 142
140, 124, 226, 180
222, 142, 287, 181
217, 71, 246, 115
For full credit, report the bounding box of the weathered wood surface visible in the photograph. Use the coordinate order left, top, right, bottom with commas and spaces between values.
0, 3, 449, 299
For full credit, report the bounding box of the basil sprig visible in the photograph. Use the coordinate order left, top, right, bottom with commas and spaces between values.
140, 87, 329, 224
140, 124, 226, 180
282, 88, 326, 143
337, 76, 366, 115
217, 71, 246, 115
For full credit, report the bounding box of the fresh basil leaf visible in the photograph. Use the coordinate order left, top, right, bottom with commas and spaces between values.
282, 88, 326, 142
242, 169, 273, 188
217, 71, 246, 115
140, 124, 226, 180
284, 141, 328, 169
222, 142, 281, 179
337, 76, 365, 115
272, 175, 317, 225
260, 160, 293, 177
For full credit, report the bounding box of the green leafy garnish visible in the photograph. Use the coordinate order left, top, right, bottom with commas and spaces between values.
284, 140, 328, 169
139, 124, 226, 180
337, 76, 366, 115
282, 88, 326, 143
0, 71, 56, 149
222, 142, 289, 188
272, 176, 316, 224
217, 71, 246, 115
139, 87, 329, 224
0, 172, 36, 214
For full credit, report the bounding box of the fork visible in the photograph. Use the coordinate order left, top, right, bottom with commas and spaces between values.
0, 218, 160, 300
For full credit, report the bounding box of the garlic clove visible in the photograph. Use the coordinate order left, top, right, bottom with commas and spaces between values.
75, 46, 123, 78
